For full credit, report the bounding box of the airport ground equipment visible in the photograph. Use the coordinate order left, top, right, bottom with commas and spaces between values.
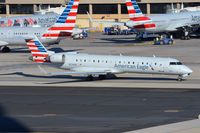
154, 35, 174, 45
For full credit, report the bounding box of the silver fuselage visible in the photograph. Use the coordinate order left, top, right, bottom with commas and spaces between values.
141, 11, 200, 33
55, 53, 192, 77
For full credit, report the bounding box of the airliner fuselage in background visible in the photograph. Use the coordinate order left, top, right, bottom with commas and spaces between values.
0, 0, 80, 52
90, 0, 200, 39
128, 11, 200, 33
125, 0, 200, 39
0, 13, 58, 27
0, 26, 83, 45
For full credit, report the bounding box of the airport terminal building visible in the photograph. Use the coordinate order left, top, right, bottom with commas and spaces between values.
0, 0, 200, 28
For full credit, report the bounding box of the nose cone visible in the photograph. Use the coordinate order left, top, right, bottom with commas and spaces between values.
182, 66, 193, 75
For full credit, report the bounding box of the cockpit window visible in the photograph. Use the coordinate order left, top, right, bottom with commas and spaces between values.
170, 62, 182, 65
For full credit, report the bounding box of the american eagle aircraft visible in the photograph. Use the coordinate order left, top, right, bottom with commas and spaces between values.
0, 0, 80, 53
25, 36, 193, 81
89, 0, 200, 39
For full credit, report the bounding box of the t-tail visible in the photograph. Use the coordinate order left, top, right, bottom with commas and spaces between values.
26, 37, 54, 63
43, 0, 80, 39
126, 0, 156, 30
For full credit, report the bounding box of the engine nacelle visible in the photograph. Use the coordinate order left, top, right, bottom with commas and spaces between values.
49, 53, 64, 63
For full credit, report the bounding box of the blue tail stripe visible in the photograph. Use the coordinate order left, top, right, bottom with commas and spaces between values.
56, 0, 74, 23
131, 0, 142, 13
34, 41, 47, 52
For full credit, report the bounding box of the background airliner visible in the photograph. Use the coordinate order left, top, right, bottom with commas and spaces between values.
0, 0, 80, 53
90, 0, 200, 39
26, 36, 193, 81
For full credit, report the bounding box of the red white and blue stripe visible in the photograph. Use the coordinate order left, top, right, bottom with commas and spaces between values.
43, 0, 79, 38
27, 38, 49, 63
126, 0, 156, 30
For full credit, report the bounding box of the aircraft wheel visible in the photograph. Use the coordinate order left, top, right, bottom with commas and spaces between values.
168, 40, 173, 45
1, 46, 11, 53
177, 75, 183, 82
98, 75, 107, 80
86, 75, 94, 81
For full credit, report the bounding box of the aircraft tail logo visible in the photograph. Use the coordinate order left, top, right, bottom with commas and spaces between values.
126, 0, 156, 29
43, 0, 80, 38
26, 37, 49, 63
126, 0, 150, 21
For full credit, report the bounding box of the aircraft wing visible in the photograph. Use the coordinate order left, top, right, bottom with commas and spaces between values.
87, 12, 152, 27
48, 71, 108, 76
87, 12, 125, 26
38, 65, 121, 76
0, 41, 8, 46
167, 22, 200, 31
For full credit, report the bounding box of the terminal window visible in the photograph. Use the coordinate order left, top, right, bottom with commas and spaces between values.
78, 4, 89, 14
150, 3, 171, 14
184, 2, 200, 7
0, 4, 6, 14
93, 4, 118, 14
10, 4, 33, 14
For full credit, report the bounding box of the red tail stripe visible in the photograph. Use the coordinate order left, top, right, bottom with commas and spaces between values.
28, 45, 38, 48
32, 54, 49, 57
130, 17, 151, 21
34, 59, 46, 63
48, 27, 74, 31
68, 12, 77, 16
128, 10, 136, 14
43, 33, 72, 37
72, 5, 78, 9
126, 2, 133, 6
134, 23, 156, 29
31, 50, 41, 52
66, 20, 76, 23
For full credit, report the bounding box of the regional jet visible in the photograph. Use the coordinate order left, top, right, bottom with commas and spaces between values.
0, 0, 80, 52
26, 36, 193, 81
89, 0, 200, 39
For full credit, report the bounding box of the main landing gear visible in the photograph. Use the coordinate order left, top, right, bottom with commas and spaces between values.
181, 28, 191, 40
0, 46, 11, 53
86, 74, 108, 81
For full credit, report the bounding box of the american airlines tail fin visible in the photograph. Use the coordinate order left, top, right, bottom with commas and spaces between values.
26, 37, 54, 63
126, 0, 151, 22
43, 0, 80, 38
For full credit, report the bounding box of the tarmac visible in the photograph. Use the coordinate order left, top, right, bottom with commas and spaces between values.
0, 33, 200, 132
0, 86, 200, 132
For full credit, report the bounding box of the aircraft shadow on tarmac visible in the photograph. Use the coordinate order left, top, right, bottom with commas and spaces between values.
92, 37, 151, 44
0, 104, 32, 132
8, 47, 83, 53
0, 72, 177, 84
